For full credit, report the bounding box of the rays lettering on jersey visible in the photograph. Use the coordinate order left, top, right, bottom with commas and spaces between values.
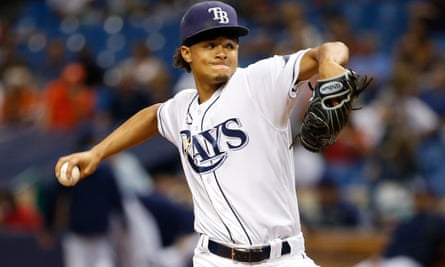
180, 118, 248, 173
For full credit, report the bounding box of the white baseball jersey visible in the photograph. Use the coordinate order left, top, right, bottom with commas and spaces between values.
158, 49, 310, 246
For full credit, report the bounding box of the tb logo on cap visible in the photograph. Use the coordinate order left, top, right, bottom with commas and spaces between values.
208, 7, 229, 24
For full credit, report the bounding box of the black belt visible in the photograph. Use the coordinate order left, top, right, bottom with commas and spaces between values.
207, 239, 291, 263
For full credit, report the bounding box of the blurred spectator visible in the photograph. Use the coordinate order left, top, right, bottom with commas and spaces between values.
105, 41, 172, 125
382, 181, 445, 266
273, 1, 323, 54
322, 11, 359, 51
116, 40, 172, 103
320, 5, 393, 105
0, 65, 41, 127
418, 57, 445, 118
354, 180, 445, 267
38, 128, 127, 267
76, 46, 104, 88
364, 63, 439, 184
321, 9, 386, 103
415, 58, 445, 198
301, 177, 362, 230
393, 13, 439, 84
238, 0, 280, 65
46, 0, 91, 17
35, 38, 70, 89
0, 189, 42, 233
368, 124, 419, 183
75, 45, 112, 128
108, 71, 152, 126
323, 120, 374, 187
42, 62, 97, 131
0, 41, 27, 75
348, 32, 392, 102
372, 181, 414, 232
406, 0, 445, 34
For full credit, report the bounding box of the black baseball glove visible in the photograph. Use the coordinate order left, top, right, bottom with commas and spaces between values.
297, 70, 372, 152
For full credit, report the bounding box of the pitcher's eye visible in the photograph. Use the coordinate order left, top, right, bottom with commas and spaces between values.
225, 43, 235, 50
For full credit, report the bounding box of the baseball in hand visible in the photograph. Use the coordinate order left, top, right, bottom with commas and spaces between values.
59, 162, 80, 186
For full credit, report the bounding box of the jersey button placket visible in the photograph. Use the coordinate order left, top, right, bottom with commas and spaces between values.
194, 107, 202, 131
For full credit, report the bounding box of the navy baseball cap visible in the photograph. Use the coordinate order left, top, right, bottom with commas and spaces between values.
180, 1, 249, 46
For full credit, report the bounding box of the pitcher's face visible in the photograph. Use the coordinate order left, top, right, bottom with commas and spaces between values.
182, 37, 239, 86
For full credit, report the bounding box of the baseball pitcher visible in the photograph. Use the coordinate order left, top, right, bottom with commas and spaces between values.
55, 1, 370, 266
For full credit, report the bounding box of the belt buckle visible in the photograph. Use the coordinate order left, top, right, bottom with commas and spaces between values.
232, 246, 264, 262
231, 247, 235, 260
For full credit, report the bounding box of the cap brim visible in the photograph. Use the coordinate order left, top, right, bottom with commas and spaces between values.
183, 25, 249, 46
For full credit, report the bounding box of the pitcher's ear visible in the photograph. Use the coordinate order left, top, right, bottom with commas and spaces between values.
181, 46, 192, 63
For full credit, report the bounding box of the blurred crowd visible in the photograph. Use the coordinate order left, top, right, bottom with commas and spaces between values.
1, 0, 445, 266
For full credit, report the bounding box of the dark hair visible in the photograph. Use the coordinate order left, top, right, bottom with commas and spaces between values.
173, 47, 191, 72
